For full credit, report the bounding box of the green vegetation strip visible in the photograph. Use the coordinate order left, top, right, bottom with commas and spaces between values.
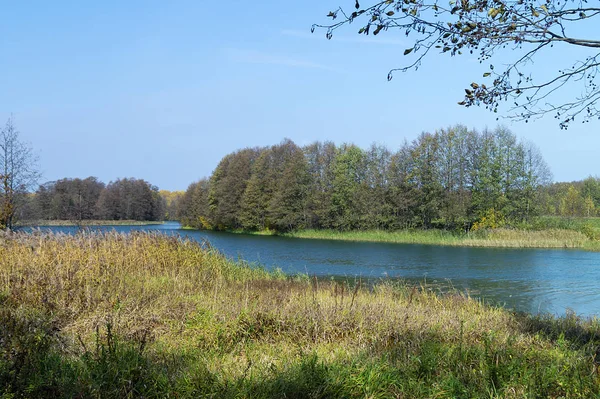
226, 226, 600, 250
2, 231, 600, 398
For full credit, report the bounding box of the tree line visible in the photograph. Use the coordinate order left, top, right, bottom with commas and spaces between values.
178, 125, 561, 232
20, 177, 167, 222
541, 178, 600, 218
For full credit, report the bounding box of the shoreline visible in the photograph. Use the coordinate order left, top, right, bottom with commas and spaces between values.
15, 219, 165, 227
188, 226, 600, 251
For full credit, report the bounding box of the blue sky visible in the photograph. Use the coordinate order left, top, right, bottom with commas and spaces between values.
1, 1, 597, 191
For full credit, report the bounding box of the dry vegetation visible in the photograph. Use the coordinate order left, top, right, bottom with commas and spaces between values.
1, 231, 600, 398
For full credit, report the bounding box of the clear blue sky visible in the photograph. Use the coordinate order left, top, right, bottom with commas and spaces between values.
1, 1, 597, 191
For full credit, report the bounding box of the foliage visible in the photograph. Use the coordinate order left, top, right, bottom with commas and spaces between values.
209, 148, 260, 229
96, 178, 165, 221
29, 177, 105, 221
315, 0, 600, 128
159, 189, 184, 220
24, 177, 166, 222
471, 208, 505, 231
540, 178, 600, 218
179, 126, 551, 233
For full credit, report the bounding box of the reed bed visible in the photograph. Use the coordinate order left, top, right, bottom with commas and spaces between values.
16, 219, 164, 227
1, 231, 600, 398
284, 228, 593, 249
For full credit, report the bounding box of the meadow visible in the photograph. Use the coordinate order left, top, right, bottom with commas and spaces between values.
2, 231, 600, 398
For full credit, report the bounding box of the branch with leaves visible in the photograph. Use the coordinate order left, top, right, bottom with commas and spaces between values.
314, 0, 600, 128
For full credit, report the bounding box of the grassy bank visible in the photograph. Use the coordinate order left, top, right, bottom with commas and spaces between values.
227, 226, 600, 250
16, 219, 165, 227
284, 228, 600, 250
2, 231, 600, 398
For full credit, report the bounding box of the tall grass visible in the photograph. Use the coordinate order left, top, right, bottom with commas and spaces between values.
16, 219, 165, 227
1, 231, 600, 397
283, 227, 593, 249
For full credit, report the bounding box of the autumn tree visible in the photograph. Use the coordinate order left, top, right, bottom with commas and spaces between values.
0, 117, 39, 229
159, 190, 185, 220
315, 0, 600, 128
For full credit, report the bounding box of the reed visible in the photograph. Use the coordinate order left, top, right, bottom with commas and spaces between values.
16, 219, 165, 227
283, 227, 593, 249
1, 231, 600, 398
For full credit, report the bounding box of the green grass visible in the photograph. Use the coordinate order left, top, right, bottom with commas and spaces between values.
192, 217, 600, 250
278, 227, 599, 250
2, 231, 600, 397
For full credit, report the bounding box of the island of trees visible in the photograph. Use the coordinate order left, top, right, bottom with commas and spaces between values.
177, 125, 600, 234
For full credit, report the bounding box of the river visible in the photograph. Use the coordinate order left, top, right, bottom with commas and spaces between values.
22, 221, 600, 317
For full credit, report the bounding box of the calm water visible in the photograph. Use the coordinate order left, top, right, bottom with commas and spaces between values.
22, 222, 600, 317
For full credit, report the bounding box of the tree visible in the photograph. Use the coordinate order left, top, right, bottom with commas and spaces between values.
409, 132, 443, 227
159, 190, 185, 221
267, 140, 311, 231
303, 141, 338, 228
315, 0, 600, 128
330, 144, 366, 230
209, 148, 260, 229
178, 179, 211, 229
0, 117, 39, 229
32, 177, 105, 221
559, 185, 585, 217
96, 178, 164, 221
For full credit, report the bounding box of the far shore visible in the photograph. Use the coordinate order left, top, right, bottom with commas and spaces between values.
193, 226, 600, 251
16, 220, 165, 227
16, 220, 600, 251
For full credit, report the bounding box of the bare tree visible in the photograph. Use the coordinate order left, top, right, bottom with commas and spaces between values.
314, 0, 600, 128
0, 116, 40, 229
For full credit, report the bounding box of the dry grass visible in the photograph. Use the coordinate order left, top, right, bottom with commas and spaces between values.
1, 231, 600, 398
15, 219, 164, 226
0, 231, 274, 340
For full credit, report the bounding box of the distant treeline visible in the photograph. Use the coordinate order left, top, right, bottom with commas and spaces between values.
542, 178, 600, 218
20, 177, 167, 222
19, 125, 600, 228
177, 125, 585, 232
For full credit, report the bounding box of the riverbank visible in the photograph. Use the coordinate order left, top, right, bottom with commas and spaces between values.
15, 219, 165, 227
286, 228, 600, 250
225, 227, 600, 250
1, 231, 600, 397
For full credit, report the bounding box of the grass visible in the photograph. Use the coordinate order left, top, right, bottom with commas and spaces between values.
277, 227, 599, 250
205, 216, 600, 250
2, 231, 600, 397
15, 219, 165, 227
